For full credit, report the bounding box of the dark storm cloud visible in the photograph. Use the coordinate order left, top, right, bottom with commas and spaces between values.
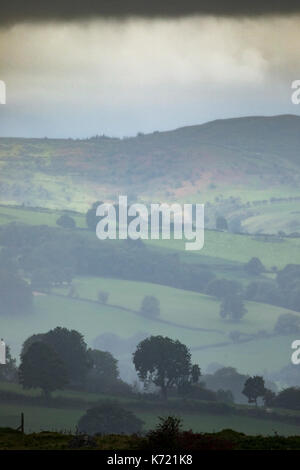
1, 0, 300, 25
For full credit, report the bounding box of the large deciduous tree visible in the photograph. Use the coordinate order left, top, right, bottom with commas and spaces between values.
133, 335, 196, 399
242, 376, 266, 406
22, 327, 91, 387
19, 342, 68, 398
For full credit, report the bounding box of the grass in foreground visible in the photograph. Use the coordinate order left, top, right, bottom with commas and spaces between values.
1, 426, 300, 450
2, 399, 300, 437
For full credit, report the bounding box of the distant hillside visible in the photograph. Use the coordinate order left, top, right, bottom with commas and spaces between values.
0, 114, 300, 213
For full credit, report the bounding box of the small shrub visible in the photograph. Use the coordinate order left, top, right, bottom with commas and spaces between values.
77, 401, 144, 436
147, 416, 182, 450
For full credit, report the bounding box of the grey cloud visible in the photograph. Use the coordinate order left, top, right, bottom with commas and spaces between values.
1, 17, 300, 138
2, 0, 300, 25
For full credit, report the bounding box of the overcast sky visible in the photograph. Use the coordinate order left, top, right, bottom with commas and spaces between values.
1, 9, 300, 137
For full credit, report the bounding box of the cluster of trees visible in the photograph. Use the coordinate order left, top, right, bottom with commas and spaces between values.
17, 331, 220, 402
4, 329, 224, 403
245, 263, 300, 313
2, 216, 298, 318
0, 223, 215, 296
3, 329, 300, 417
274, 313, 300, 335
242, 376, 300, 411
206, 259, 300, 323
18, 327, 130, 397
16, 330, 201, 400
203, 367, 252, 403
206, 278, 247, 322
276, 264, 300, 312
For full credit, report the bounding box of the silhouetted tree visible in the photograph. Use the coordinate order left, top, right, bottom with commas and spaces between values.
22, 327, 90, 388
220, 294, 247, 321
242, 376, 266, 406
133, 335, 193, 399
19, 342, 68, 398
140, 296, 160, 318
245, 257, 265, 275
56, 214, 76, 229
97, 290, 109, 304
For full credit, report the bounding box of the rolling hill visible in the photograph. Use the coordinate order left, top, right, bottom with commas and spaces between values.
1, 114, 300, 210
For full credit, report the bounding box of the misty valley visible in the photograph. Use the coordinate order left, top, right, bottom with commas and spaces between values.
0, 115, 299, 452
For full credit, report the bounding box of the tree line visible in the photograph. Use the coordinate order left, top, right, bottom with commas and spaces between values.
1, 327, 300, 413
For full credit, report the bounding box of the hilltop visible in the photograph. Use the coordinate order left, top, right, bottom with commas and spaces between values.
1, 114, 300, 233
0, 114, 299, 205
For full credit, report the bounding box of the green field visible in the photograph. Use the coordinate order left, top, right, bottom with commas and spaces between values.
239, 200, 300, 234
2, 292, 220, 361
1, 120, 300, 443
0, 205, 86, 228
1, 204, 299, 269
146, 230, 300, 269
1, 275, 298, 376
1, 397, 300, 436
54, 276, 297, 335
0, 204, 299, 401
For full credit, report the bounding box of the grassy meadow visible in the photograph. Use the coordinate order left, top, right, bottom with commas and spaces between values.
1, 382, 300, 437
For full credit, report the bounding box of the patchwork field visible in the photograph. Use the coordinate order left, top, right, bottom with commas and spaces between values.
1, 118, 300, 442
54, 276, 296, 335
1, 204, 300, 270
146, 231, 300, 269
0, 205, 86, 228
240, 200, 300, 235
1, 276, 298, 377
